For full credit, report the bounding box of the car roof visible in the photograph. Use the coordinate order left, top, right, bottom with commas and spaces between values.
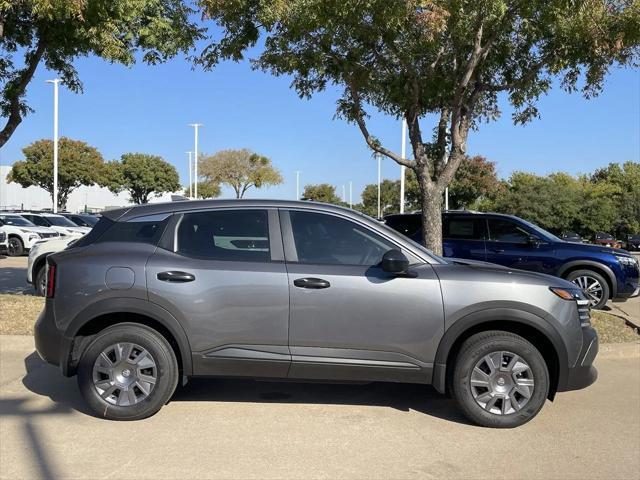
384, 211, 524, 221
102, 199, 374, 223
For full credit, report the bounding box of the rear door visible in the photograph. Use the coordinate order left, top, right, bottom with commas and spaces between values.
442, 215, 487, 261
146, 208, 291, 378
282, 209, 444, 383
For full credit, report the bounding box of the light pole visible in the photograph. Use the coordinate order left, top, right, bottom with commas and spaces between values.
295, 170, 301, 200
46, 79, 60, 212
349, 181, 353, 208
400, 118, 407, 214
186, 151, 193, 198
342, 184, 346, 203
375, 152, 382, 219
189, 124, 202, 199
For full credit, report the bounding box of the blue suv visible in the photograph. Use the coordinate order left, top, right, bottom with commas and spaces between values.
384, 211, 640, 310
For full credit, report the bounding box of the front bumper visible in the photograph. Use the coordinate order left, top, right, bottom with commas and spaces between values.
557, 325, 598, 392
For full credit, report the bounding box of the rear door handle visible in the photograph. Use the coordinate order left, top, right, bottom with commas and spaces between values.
293, 277, 330, 289
157, 271, 195, 282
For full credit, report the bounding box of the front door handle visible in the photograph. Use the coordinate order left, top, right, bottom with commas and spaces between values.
157, 271, 195, 282
490, 248, 505, 253
293, 277, 330, 289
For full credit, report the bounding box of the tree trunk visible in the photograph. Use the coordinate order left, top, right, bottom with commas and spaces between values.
416, 171, 445, 255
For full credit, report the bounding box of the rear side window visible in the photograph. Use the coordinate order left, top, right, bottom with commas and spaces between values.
176, 210, 270, 262
94, 215, 169, 246
444, 217, 485, 240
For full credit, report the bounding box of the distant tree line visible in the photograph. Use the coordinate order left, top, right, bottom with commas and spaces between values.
303, 159, 639, 238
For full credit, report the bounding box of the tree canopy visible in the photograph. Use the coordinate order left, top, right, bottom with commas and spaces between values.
200, 149, 283, 198
186, 181, 221, 199
103, 153, 181, 204
301, 183, 345, 205
0, 0, 203, 146
487, 162, 639, 238
7, 137, 104, 210
199, 0, 640, 253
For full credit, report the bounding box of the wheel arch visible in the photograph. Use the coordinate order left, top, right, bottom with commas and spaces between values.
432, 309, 568, 400
557, 260, 616, 298
64, 298, 193, 377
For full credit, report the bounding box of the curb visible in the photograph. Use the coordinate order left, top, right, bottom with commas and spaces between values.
598, 341, 640, 359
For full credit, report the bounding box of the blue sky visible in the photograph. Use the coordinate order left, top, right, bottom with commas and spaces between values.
1, 50, 638, 201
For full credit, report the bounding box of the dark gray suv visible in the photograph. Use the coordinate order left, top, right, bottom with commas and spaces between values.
35, 200, 598, 427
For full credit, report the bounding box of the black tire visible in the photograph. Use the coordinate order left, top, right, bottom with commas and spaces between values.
565, 269, 610, 310
77, 323, 179, 421
451, 331, 549, 428
35, 266, 47, 297
7, 236, 24, 256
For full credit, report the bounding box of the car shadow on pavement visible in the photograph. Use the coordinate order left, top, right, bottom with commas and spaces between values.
18, 352, 472, 425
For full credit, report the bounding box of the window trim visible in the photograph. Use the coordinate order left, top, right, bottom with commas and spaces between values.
169, 207, 283, 263
280, 208, 418, 267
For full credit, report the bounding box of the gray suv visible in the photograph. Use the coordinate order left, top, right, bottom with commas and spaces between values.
35, 200, 598, 427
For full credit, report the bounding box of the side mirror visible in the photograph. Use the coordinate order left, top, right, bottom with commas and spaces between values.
381, 249, 410, 274
526, 235, 541, 247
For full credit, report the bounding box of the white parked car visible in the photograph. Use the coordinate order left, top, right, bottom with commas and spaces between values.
0, 227, 8, 256
19, 212, 92, 236
28, 235, 78, 296
0, 214, 60, 256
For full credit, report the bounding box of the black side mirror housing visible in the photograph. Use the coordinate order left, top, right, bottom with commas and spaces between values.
526, 235, 541, 247
381, 249, 410, 274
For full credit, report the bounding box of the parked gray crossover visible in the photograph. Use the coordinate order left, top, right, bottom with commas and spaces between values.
34, 200, 598, 427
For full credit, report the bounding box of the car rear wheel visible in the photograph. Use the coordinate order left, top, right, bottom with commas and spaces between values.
77, 323, 179, 420
7, 237, 24, 256
35, 266, 47, 296
451, 331, 549, 428
566, 269, 609, 310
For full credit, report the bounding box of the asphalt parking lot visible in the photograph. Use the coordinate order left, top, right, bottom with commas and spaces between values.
1, 336, 638, 480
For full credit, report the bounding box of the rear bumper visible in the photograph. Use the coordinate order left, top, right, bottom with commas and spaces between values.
557, 325, 598, 392
34, 302, 74, 376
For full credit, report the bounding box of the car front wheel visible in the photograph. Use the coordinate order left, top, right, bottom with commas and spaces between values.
77, 323, 179, 420
566, 269, 609, 310
451, 331, 549, 428
7, 237, 24, 256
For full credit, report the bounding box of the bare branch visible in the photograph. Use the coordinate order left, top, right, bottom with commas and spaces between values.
0, 38, 46, 147
345, 81, 415, 168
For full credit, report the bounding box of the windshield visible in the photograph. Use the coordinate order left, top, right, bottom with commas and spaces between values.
518, 218, 562, 242
46, 215, 79, 227
0, 215, 36, 227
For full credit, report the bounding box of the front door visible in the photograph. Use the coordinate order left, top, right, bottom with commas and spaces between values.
146, 208, 290, 377
281, 209, 444, 383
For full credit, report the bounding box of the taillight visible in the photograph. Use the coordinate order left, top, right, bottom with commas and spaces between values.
46, 264, 56, 298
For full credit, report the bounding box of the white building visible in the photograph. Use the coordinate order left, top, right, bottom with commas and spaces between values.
0, 165, 180, 213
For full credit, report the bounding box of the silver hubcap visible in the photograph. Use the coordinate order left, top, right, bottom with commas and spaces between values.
572, 275, 603, 307
8, 239, 20, 256
470, 351, 535, 415
92, 342, 157, 406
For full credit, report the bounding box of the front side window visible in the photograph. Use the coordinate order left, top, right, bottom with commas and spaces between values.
289, 211, 395, 266
24, 215, 49, 227
177, 209, 270, 262
487, 219, 530, 244
444, 217, 485, 240
46, 215, 78, 227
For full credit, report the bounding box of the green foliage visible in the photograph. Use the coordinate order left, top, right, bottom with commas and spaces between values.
7, 137, 104, 209
185, 181, 221, 199
0, 0, 203, 146
301, 183, 345, 205
200, 149, 283, 198
103, 153, 181, 204
487, 162, 639, 238
198, 0, 639, 253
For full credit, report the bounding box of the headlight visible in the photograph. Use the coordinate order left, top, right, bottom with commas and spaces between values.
28, 234, 40, 241
549, 287, 585, 301
615, 255, 639, 267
